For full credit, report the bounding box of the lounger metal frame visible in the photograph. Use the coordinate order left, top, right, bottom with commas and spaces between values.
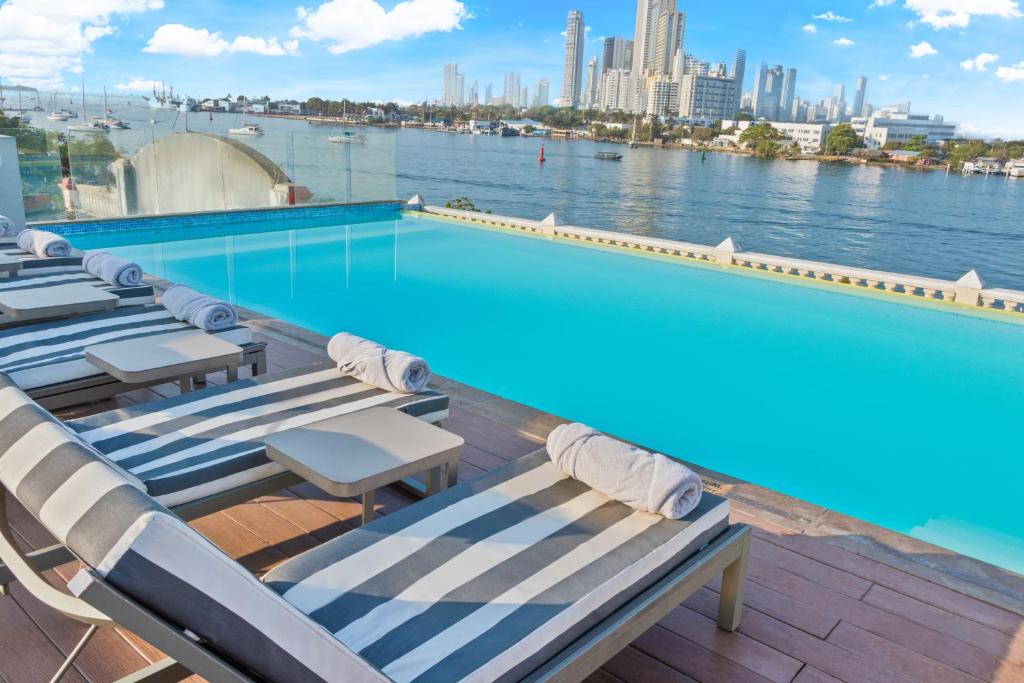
27, 341, 269, 410
0, 478, 750, 683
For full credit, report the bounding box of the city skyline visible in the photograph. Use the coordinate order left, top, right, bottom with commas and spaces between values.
1, 0, 1022, 136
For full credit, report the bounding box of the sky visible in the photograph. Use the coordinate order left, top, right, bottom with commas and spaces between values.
0, 0, 1022, 137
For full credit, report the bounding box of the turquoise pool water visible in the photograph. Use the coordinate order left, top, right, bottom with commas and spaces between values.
70, 210, 1024, 573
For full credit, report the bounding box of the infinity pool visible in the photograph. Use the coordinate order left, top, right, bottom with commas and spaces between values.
69, 208, 1024, 573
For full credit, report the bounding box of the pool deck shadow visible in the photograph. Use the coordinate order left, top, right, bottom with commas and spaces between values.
1, 310, 1022, 683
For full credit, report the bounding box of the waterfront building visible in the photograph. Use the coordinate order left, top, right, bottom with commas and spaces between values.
504, 72, 521, 108
560, 10, 586, 107
442, 63, 464, 107
645, 76, 679, 116
732, 49, 747, 114
599, 68, 641, 113
828, 83, 846, 122
723, 119, 832, 153
583, 57, 601, 109
485, 83, 493, 105
780, 68, 797, 122
678, 71, 739, 123
602, 36, 633, 72
852, 76, 868, 118
652, 7, 686, 77
862, 111, 957, 149
740, 90, 753, 113
752, 63, 785, 120
683, 53, 709, 77
632, 0, 663, 76
534, 79, 550, 107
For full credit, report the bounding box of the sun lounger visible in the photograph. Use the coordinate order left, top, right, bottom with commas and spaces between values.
0, 303, 266, 409
1, 245, 83, 274
0, 385, 748, 683
0, 270, 155, 327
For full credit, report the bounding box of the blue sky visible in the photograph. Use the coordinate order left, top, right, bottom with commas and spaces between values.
1, 0, 1022, 136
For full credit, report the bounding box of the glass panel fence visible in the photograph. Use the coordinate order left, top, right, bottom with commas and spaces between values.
0, 126, 64, 222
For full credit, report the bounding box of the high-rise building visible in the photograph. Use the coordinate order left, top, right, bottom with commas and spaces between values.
560, 10, 586, 107
732, 49, 746, 114
780, 68, 797, 122
534, 79, 550, 107
679, 72, 739, 123
683, 53, 709, 76
751, 62, 767, 117
504, 72, 521, 108
442, 63, 463, 106
652, 8, 685, 76
852, 76, 867, 117
485, 83, 493, 105
520, 86, 529, 109
583, 56, 600, 109
599, 68, 641, 113
633, 0, 671, 76
828, 82, 846, 121
645, 77, 679, 116
623, 40, 635, 72
753, 64, 784, 119
468, 81, 479, 107
603, 37, 631, 72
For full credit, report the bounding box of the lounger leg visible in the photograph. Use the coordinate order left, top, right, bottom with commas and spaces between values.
50, 624, 97, 683
426, 466, 443, 496
362, 490, 375, 524
178, 376, 192, 394
226, 364, 238, 382
250, 348, 268, 376
717, 533, 750, 632
446, 460, 459, 489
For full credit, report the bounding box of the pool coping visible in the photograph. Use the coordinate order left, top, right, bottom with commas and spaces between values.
136, 273, 1022, 616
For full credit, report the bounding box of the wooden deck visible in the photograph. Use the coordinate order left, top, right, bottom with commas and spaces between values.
1, 328, 1022, 683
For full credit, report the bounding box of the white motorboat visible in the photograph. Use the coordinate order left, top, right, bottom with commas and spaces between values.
229, 123, 263, 136
328, 132, 366, 144
1008, 160, 1024, 178
46, 112, 69, 121
68, 121, 110, 133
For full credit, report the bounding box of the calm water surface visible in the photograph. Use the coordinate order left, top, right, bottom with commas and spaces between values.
28, 99, 1024, 289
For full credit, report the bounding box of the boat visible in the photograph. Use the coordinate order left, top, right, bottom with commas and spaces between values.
328, 132, 366, 144
1008, 159, 1024, 178
96, 86, 130, 128
15, 113, 31, 125
46, 112, 69, 121
595, 152, 623, 161
68, 121, 110, 133
228, 97, 263, 136
59, 108, 78, 119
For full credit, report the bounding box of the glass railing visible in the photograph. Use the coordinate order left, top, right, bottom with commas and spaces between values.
11, 99, 398, 222
0, 126, 65, 222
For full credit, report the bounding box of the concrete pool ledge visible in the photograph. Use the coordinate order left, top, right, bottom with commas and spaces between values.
215, 291, 1024, 617
420, 204, 1024, 319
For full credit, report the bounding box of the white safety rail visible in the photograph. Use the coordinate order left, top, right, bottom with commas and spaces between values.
420, 203, 1023, 315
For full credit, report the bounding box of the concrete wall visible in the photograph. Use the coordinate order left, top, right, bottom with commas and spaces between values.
130, 132, 290, 215
0, 136, 27, 230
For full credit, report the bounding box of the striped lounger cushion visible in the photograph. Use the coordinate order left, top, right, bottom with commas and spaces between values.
0, 271, 154, 326
263, 450, 731, 683
68, 362, 450, 507
0, 304, 252, 390
2, 248, 82, 275
0, 381, 386, 683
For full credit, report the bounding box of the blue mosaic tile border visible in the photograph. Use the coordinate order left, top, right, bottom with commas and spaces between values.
34, 201, 405, 237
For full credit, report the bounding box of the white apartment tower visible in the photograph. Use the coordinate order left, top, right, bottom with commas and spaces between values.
560, 10, 586, 107
442, 63, 463, 106
534, 79, 550, 107
583, 56, 600, 109
852, 76, 867, 118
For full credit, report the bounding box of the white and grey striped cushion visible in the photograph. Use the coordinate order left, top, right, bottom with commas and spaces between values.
0, 271, 155, 327
68, 362, 450, 507
263, 450, 731, 683
2, 248, 83, 275
0, 375, 382, 682
0, 304, 252, 390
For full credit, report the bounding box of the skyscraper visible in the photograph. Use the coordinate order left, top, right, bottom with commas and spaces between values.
780, 68, 797, 122
442, 63, 463, 106
751, 62, 767, 118
753, 63, 784, 119
468, 81, 478, 107
652, 7, 685, 76
603, 36, 632, 72
633, 0, 668, 76
485, 83, 493, 105
732, 49, 746, 114
535, 79, 550, 107
560, 10, 586, 107
521, 86, 529, 109
829, 82, 846, 121
504, 72, 521, 108
852, 76, 867, 117
583, 56, 600, 109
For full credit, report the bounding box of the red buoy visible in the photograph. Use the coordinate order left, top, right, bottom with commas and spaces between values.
538, 145, 546, 163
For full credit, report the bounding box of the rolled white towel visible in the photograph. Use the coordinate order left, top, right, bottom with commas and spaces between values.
546, 423, 703, 519
0, 215, 15, 237
82, 250, 143, 287
16, 228, 71, 258
327, 332, 430, 394
161, 284, 237, 331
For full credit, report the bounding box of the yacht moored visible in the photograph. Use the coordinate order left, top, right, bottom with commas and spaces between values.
327, 132, 366, 144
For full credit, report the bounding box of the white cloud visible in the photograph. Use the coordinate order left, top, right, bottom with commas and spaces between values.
0, 0, 164, 87
995, 61, 1024, 81
833, 37, 856, 46
144, 24, 300, 57
903, 0, 1022, 29
879, 73, 889, 80
960, 52, 998, 70
909, 40, 939, 57
814, 11, 852, 21
869, 0, 897, 7
802, 23, 818, 33
291, 0, 469, 54
114, 77, 161, 92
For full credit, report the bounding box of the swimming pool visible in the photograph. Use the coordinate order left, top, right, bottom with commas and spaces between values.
66, 207, 1024, 573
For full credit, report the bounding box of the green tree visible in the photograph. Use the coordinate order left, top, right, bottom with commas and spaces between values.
739, 123, 783, 157
825, 123, 860, 155
902, 134, 928, 152
691, 126, 715, 143
736, 112, 754, 121
444, 197, 491, 213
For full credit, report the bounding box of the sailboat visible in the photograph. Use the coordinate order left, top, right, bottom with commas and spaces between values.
229, 96, 263, 136
46, 91, 69, 120
96, 86, 130, 129
68, 81, 110, 133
